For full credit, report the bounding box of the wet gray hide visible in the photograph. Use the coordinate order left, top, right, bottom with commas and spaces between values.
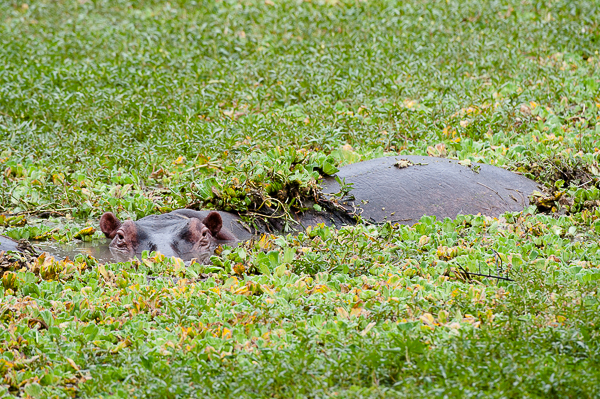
0, 235, 19, 253
319, 155, 540, 225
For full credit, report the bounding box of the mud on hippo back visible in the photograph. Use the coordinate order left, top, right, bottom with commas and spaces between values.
100, 209, 253, 260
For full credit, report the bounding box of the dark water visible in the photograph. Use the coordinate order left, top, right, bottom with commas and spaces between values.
33, 239, 239, 265
35, 239, 116, 263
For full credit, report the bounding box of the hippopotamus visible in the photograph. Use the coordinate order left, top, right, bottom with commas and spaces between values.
317, 155, 540, 225
0, 234, 41, 261
97, 156, 539, 260
99, 209, 253, 260
0, 234, 20, 253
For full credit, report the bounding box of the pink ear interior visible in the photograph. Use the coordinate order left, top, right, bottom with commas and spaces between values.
203, 211, 223, 237
100, 212, 122, 238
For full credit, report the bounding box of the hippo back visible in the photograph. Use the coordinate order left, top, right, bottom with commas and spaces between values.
319, 156, 540, 225
0, 235, 19, 253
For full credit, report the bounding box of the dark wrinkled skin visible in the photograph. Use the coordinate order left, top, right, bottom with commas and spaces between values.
99, 209, 248, 260
320, 155, 540, 225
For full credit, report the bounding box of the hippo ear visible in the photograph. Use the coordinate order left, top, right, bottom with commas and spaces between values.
203, 211, 223, 237
100, 212, 122, 238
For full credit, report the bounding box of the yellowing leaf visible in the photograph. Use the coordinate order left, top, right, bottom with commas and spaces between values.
260, 285, 275, 296
233, 285, 249, 295
97, 264, 109, 280
173, 156, 186, 165
427, 143, 446, 157
66, 358, 80, 371
74, 226, 95, 239
159, 348, 172, 356
111, 340, 131, 354
233, 263, 246, 275
336, 307, 349, 319
404, 99, 416, 108
420, 313, 435, 326
360, 322, 376, 336
448, 322, 461, 330
257, 234, 274, 250
222, 328, 232, 339
312, 285, 330, 294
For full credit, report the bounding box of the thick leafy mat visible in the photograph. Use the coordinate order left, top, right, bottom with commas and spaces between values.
1, 0, 600, 397
2, 212, 600, 397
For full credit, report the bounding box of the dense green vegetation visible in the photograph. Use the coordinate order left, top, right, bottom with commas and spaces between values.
1, 0, 600, 397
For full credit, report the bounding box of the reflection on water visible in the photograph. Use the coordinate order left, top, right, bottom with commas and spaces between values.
35, 239, 115, 263
34, 239, 239, 265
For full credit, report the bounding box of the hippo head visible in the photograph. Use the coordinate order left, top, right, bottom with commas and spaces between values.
99, 211, 224, 258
